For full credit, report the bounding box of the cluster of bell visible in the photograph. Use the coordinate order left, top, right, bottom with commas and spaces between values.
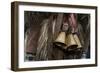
54, 32, 82, 51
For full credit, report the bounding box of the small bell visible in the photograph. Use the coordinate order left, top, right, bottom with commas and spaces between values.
73, 34, 82, 49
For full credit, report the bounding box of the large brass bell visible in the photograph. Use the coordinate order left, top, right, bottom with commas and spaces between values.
54, 32, 66, 48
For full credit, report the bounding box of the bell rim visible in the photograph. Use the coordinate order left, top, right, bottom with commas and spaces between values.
54, 42, 66, 46
67, 45, 78, 51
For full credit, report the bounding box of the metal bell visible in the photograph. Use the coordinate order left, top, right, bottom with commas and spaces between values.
73, 34, 82, 49
54, 32, 66, 48
65, 34, 78, 50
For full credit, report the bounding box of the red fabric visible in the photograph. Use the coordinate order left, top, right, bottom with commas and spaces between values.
68, 13, 77, 33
